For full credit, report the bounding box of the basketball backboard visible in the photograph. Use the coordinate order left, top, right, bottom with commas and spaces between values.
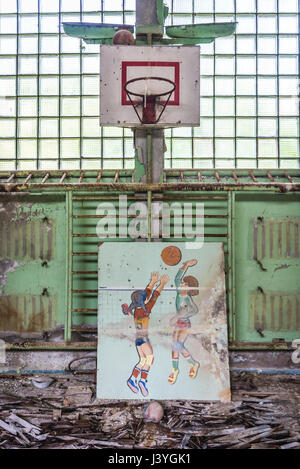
100, 45, 200, 128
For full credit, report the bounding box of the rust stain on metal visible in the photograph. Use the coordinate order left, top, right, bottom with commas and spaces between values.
249, 170, 257, 182
47, 221, 52, 260
254, 292, 259, 330
0, 201, 55, 261
287, 298, 292, 331
40, 219, 44, 260
262, 293, 266, 330
253, 218, 258, 261
279, 296, 283, 331
253, 217, 300, 260
23, 220, 27, 258
1, 181, 300, 193
295, 220, 299, 258
0, 218, 55, 261
278, 219, 282, 258
270, 295, 275, 330
274, 264, 291, 272
31, 220, 35, 259
261, 219, 265, 259
269, 218, 273, 258
249, 291, 300, 333
0, 295, 56, 333
286, 217, 291, 258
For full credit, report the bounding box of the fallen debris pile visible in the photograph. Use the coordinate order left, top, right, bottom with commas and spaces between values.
0, 374, 299, 449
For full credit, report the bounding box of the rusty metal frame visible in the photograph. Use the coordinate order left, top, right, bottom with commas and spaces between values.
0, 169, 300, 192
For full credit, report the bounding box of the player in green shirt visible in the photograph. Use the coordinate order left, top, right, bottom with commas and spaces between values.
168, 259, 200, 384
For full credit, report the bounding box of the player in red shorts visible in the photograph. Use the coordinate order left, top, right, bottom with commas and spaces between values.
122, 272, 169, 397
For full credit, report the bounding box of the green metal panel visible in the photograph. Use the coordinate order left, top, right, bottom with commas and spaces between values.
0, 194, 66, 333
62, 22, 134, 40
156, 0, 169, 26
234, 193, 300, 343
166, 22, 237, 39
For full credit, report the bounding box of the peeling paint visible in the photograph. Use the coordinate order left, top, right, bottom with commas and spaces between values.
0, 259, 20, 296
274, 264, 291, 272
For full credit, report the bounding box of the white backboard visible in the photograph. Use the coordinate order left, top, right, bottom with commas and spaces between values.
100, 45, 200, 128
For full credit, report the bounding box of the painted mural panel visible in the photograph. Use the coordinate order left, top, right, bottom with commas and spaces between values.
97, 242, 230, 401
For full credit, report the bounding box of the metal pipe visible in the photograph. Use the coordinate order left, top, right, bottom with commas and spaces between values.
147, 131, 152, 184
72, 193, 228, 200
232, 369, 300, 375
1, 182, 299, 192
147, 190, 152, 242
65, 191, 73, 342
72, 214, 228, 219
1, 168, 299, 178
72, 233, 228, 238
227, 192, 233, 343
72, 271, 98, 274
72, 252, 98, 256
4, 342, 295, 352
231, 192, 236, 341
1, 367, 299, 375
72, 289, 97, 293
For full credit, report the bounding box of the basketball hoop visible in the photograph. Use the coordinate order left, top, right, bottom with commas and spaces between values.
124, 77, 176, 125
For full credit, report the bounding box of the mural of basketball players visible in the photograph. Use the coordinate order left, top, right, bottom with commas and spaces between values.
168, 259, 200, 385
122, 272, 169, 397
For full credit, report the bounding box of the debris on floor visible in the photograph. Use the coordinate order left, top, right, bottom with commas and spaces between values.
0, 373, 299, 449
144, 401, 164, 423
31, 377, 55, 389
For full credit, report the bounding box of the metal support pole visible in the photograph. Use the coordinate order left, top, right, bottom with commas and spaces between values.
231, 192, 236, 342
227, 191, 236, 344
65, 191, 73, 342
134, 0, 165, 242
147, 131, 152, 184
147, 190, 152, 242
133, 0, 165, 187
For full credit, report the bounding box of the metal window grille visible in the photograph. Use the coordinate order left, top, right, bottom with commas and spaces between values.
0, 0, 299, 170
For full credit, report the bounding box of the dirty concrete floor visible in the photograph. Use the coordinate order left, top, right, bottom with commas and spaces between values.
0, 372, 299, 449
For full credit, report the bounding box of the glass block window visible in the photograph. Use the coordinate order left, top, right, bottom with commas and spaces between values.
0, 0, 299, 171
164, 0, 300, 169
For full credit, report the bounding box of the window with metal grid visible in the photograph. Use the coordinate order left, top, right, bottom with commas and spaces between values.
0, 0, 299, 170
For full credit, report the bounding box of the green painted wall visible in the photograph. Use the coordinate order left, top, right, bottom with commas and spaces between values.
0, 185, 299, 347
0, 194, 66, 333
234, 193, 300, 343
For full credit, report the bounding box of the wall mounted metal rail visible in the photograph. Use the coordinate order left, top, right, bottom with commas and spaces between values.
0, 169, 300, 192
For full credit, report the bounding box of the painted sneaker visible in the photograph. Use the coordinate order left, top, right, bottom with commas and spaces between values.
127, 377, 139, 394
189, 361, 200, 379
122, 304, 130, 315
138, 379, 149, 397
168, 368, 179, 384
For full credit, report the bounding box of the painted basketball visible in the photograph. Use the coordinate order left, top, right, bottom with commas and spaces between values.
183, 275, 199, 296
113, 29, 135, 46
161, 246, 182, 266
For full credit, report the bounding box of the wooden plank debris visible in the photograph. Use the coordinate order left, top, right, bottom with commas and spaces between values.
0, 374, 299, 449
